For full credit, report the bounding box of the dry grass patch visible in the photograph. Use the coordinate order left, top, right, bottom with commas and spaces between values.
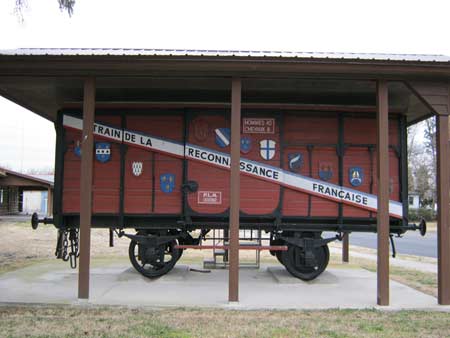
360, 261, 437, 297
426, 222, 437, 232
0, 221, 130, 274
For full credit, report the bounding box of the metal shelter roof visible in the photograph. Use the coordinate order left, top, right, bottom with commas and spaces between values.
0, 48, 449, 125
1, 48, 450, 63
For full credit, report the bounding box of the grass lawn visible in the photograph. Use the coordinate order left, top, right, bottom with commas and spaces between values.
0, 305, 449, 338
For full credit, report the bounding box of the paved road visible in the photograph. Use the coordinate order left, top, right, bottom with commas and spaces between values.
345, 231, 437, 258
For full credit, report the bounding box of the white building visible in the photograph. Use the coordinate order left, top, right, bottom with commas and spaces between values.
22, 190, 49, 215
408, 192, 420, 210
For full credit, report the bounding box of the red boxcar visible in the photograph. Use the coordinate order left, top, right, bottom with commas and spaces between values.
43, 109, 422, 281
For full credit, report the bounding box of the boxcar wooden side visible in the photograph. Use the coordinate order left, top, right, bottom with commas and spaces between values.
57, 109, 406, 226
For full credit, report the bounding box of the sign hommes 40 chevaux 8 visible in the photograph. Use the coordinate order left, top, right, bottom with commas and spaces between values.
243, 118, 275, 134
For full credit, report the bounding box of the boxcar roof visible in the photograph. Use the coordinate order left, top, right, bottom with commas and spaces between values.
0, 48, 449, 124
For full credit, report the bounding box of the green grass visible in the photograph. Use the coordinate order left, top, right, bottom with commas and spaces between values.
359, 261, 437, 297
0, 221, 32, 228
0, 306, 449, 338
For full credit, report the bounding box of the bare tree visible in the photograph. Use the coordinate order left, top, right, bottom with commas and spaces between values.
407, 119, 437, 210
415, 163, 432, 207
57, 0, 75, 16
13, 0, 28, 22
14, 0, 75, 22
407, 124, 421, 192
423, 116, 437, 207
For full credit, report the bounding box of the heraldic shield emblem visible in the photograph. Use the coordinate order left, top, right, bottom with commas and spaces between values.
288, 153, 303, 172
160, 173, 175, 193
193, 117, 210, 142
215, 128, 231, 148
95, 142, 111, 163
240, 136, 252, 154
260, 139, 276, 160
319, 161, 333, 181
349, 167, 363, 187
74, 140, 81, 158
132, 162, 143, 177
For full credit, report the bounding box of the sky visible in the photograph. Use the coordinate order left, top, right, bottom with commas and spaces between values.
0, 0, 449, 172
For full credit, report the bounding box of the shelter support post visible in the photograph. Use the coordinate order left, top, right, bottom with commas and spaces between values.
436, 114, 450, 305
228, 78, 241, 302
47, 187, 53, 217
342, 233, 349, 262
376, 80, 390, 306
78, 78, 96, 300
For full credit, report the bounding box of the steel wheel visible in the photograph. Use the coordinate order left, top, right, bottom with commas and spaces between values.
281, 242, 329, 281
275, 251, 285, 266
128, 238, 180, 278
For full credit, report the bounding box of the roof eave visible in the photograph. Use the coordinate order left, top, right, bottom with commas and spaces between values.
0, 55, 450, 79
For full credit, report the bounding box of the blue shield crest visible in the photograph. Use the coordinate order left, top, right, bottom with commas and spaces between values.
259, 139, 276, 160
160, 173, 175, 193
215, 128, 230, 148
319, 161, 333, 181
240, 136, 252, 154
74, 140, 81, 158
349, 167, 363, 187
95, 142, 111, 163
288, 153, 303, 172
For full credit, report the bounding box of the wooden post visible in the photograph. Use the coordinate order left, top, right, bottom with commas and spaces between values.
228, 78, 241, 302
47, 187, 53, 216
78, 78, 95, 300
342, 233, 349, 262
376, 80, 390, 306
436, 114, 450, 305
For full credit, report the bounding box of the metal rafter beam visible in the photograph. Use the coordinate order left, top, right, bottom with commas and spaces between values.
404, 81, 449, 116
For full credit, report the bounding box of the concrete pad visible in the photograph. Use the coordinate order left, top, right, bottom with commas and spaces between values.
0, 260, 449, 311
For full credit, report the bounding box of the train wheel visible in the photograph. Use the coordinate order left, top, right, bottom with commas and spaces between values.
275, 251, 285, 266
176, 248, 184, 262
128, 238, 180, 278
281, 241, 330, 281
